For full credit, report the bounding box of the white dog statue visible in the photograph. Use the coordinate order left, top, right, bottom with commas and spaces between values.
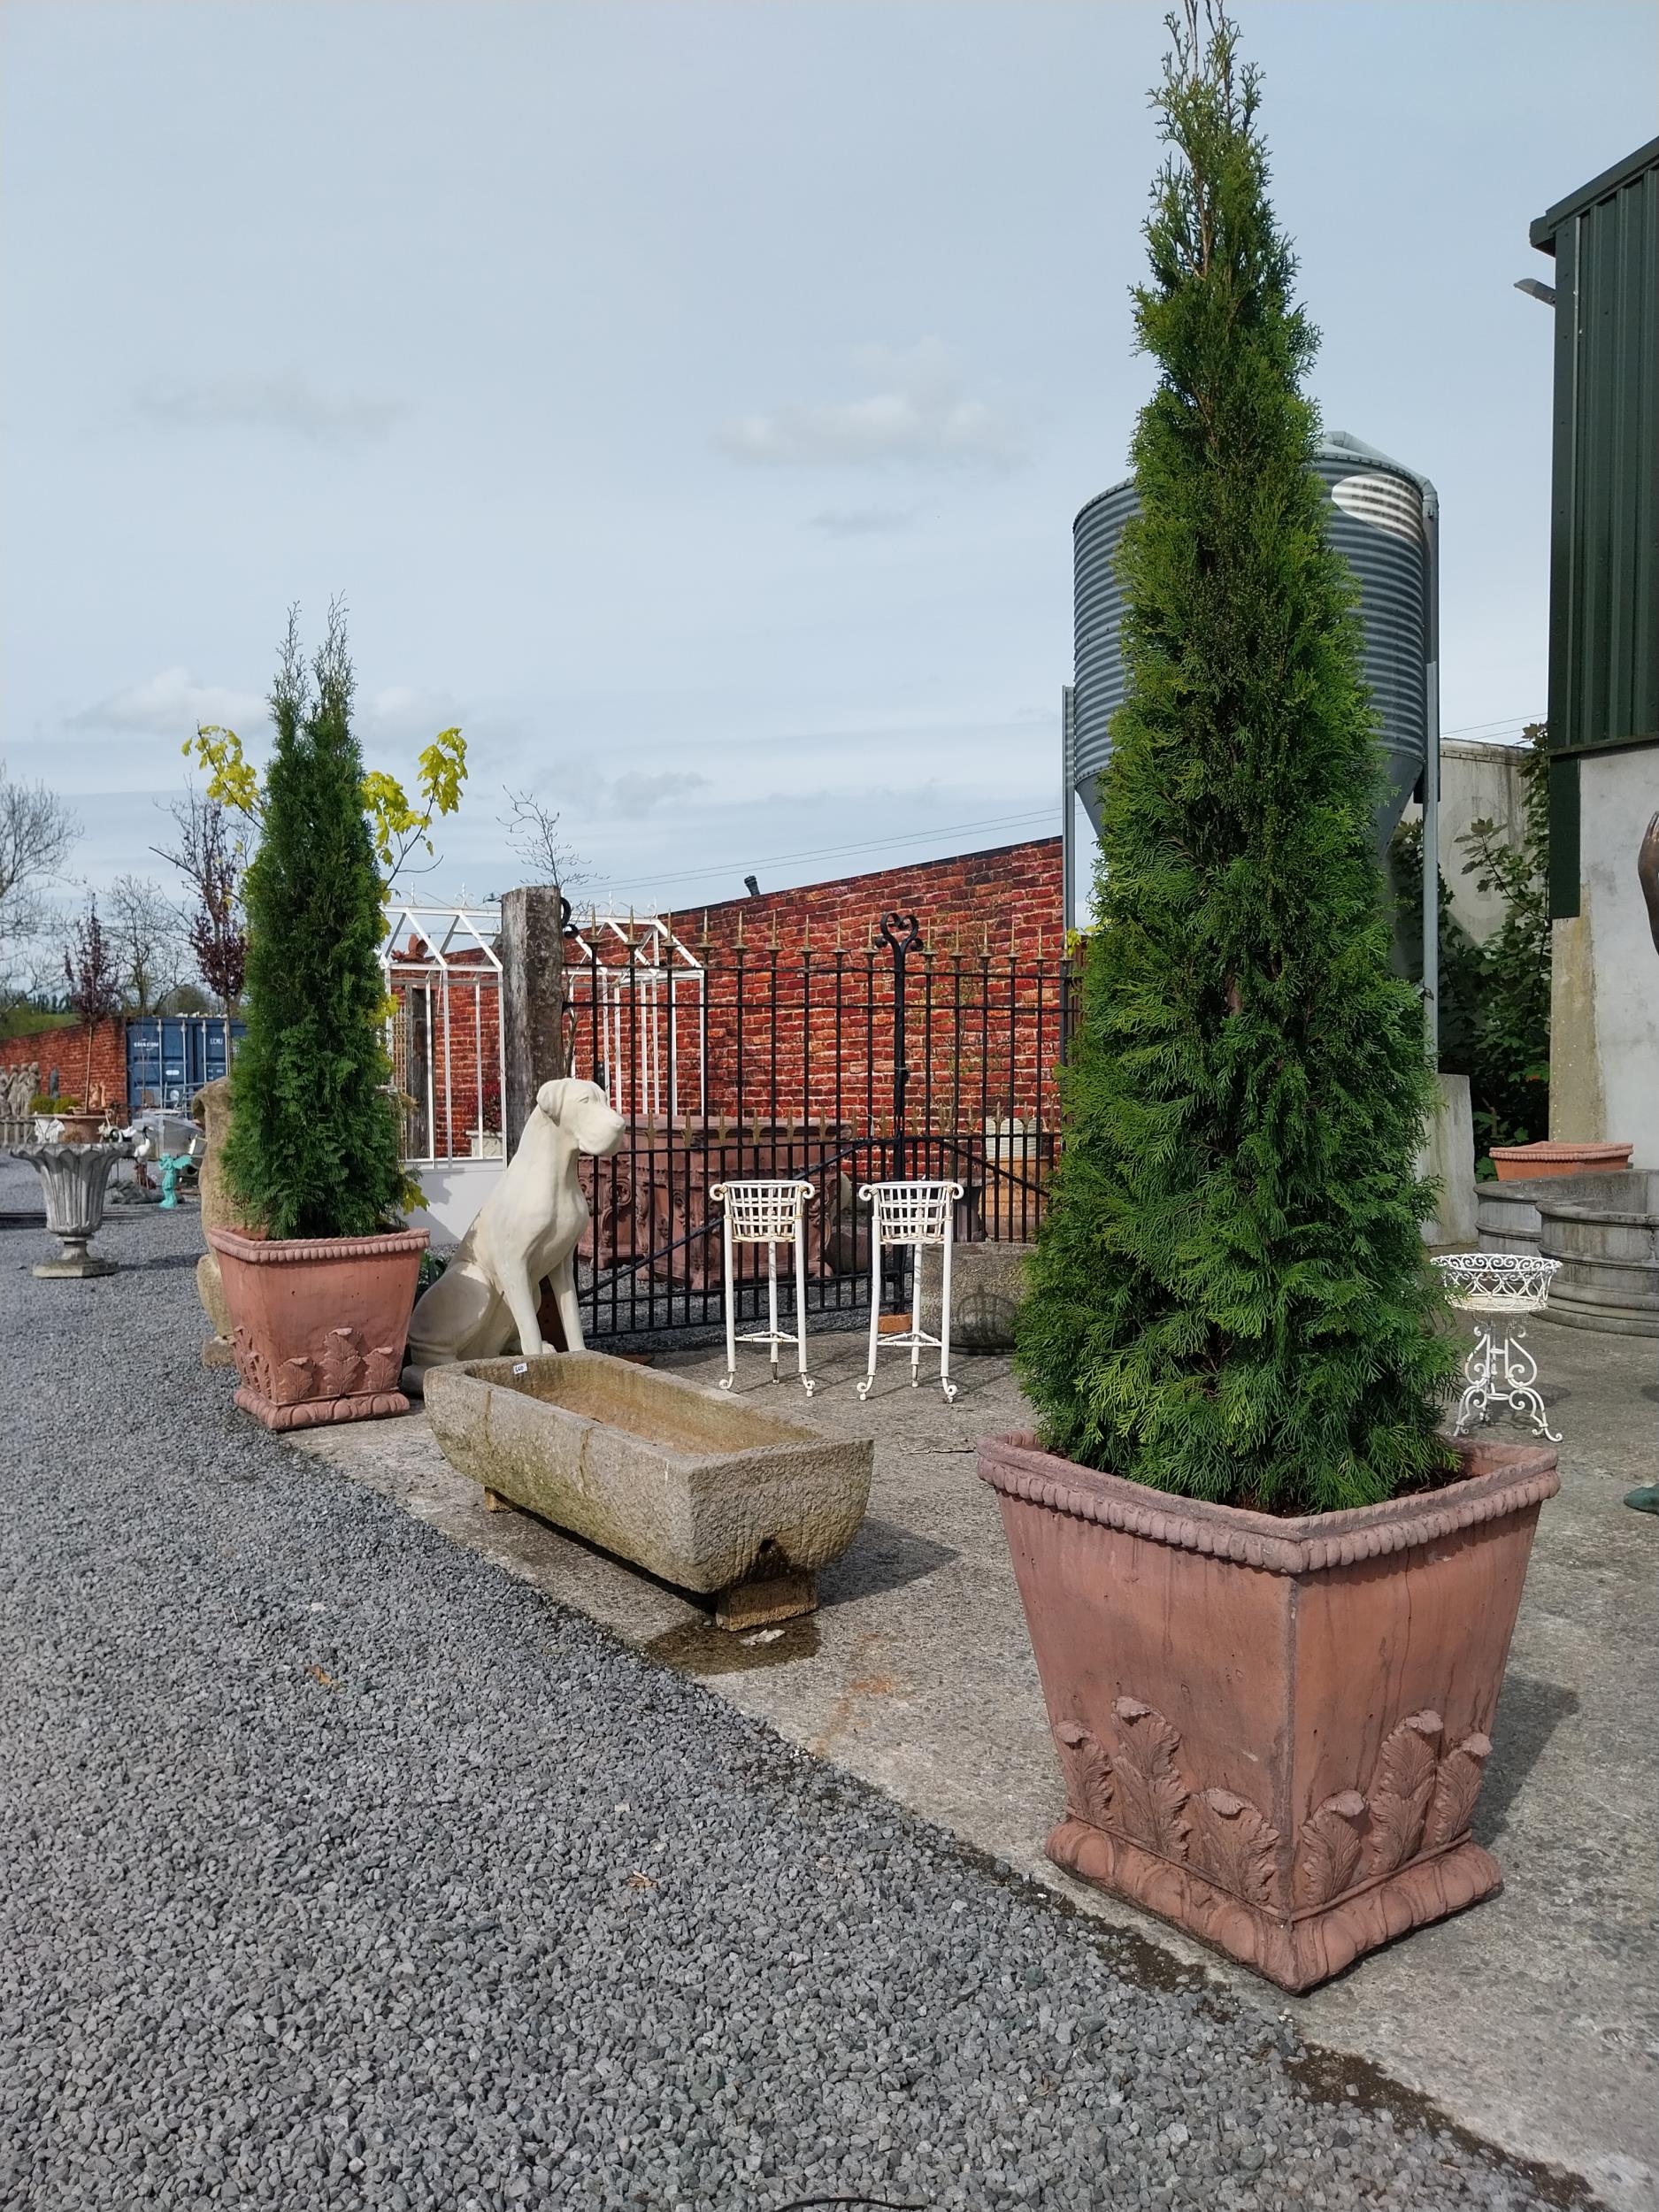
403, 1076, 625, 1391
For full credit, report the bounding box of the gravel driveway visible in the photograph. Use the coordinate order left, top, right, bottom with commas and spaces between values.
0, 1164, 1590, 2211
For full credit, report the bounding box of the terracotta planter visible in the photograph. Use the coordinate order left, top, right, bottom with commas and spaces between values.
1489, 1140, 1632, 1181
54, 1111, 105, 1145
979, 1432, 1558, 1992
208, 1224, 428, 1431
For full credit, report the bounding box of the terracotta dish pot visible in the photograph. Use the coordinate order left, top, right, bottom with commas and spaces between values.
1489, 1141, 1632, 1181
208, 1224, 428, 1431
979, 1432, 1558, 1992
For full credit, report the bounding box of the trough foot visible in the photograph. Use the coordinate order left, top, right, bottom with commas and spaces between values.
715, 1569, 818, 1632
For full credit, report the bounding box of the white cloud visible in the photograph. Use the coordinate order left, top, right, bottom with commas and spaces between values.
135, 371, 406, 447
602, 770, 709, 819
807, 506, 915, 536
718, 339, 1022, 471
361, 686, 468, 744
70, 667, 268, 738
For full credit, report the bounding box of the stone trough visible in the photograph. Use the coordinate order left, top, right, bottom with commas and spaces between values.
424, 1351, 874, 1626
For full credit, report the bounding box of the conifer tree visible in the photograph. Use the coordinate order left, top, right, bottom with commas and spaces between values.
223, 606, 408, 1240
1017, 3, 1455, 1515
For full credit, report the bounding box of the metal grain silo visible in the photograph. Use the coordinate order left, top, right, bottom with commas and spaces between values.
1063, 431, 1442, 1038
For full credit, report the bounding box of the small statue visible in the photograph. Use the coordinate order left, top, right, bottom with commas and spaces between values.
404, 1077, 625, 1390
3, 1062, 39, 1118
157, 1152, 195, 1209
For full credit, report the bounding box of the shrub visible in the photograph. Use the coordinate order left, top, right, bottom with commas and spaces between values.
1016, 3, 1455, 1517
223, 607, 414, 1240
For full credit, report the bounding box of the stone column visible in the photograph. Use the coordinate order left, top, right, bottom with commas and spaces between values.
500, 887, 568, 1155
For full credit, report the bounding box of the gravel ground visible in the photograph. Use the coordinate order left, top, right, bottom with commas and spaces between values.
0, 1160, 1592, 2212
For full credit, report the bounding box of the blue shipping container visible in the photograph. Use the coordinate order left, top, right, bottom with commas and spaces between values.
125, 1016, 245, 1112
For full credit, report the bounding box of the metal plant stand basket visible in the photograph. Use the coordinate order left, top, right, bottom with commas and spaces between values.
710, 1179, 818, 1395
857, 1179, 965, 1404
1432, 1252, 1563, 1443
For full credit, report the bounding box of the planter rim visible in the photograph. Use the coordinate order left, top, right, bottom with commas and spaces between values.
1489, 1141, 1632, 1164
430, 1352, 835, 1472
208, 1223, 428, 1266
977, 1432, 1557, 1576
1538, 1199, 1659, 1227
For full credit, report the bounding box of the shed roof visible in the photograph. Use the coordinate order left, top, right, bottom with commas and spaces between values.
1531, 134, 1659, 252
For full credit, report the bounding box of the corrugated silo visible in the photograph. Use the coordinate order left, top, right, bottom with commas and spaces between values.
1064, 430, 1441, 1040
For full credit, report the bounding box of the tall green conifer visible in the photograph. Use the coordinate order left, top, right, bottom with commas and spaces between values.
224, 606, 407, 1240
1017, 4, 1455, 1515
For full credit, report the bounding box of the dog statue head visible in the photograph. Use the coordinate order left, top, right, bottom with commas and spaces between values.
535, 1077, 626, 1159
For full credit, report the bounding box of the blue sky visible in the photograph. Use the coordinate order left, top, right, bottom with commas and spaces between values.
4, 1, 1655, 919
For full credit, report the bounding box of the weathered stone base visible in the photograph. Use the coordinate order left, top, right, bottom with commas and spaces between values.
715, 1569, 818, 1631
918, 1240, 1033, 1351
232, 1385, 411, 1432
34, 1255, 117, 1279
201, 1334, 238, 1368
1048, 1817, 1501, 1993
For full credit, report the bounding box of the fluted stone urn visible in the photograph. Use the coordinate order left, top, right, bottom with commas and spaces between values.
9, 1141, 128, 1278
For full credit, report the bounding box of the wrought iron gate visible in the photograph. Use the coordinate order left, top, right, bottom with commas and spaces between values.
565, 910, 1078, 1340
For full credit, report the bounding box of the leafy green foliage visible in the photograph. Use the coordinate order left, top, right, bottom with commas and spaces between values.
1016, 4, 1455, 1517
1389, 724, 1551, 1166
223, 608, 418, 1239
1458, 726, 1550, 1158
186, 710, 465, 895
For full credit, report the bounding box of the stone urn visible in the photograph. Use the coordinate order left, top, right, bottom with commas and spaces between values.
208, 1224, 428, 1431
9, 1141, 128, 1278
980, 1430, 1557, 1993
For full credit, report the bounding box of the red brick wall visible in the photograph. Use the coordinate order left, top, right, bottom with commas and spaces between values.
565, 840, 1070, 1131
670, 837, 1064, 963
387, 842, 1070, 1155
0, 1018, 127, 1110
389, 948, 503, 1158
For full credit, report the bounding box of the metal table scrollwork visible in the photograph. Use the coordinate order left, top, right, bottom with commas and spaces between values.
1432, 1252, 1563, 1444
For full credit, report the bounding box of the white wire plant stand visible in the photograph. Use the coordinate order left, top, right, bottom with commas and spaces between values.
1432, 1252, 1563, 1444
857, 1179, 965, 1405
710, 1179, 818, 1396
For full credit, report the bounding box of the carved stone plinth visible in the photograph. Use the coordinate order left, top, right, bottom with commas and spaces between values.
980, 1431, 1559, 1993
9, 1141, 127, 1278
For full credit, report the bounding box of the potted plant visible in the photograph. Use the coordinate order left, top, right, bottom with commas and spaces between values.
984, 7, 1557, 1994
208, 607, 427, 1430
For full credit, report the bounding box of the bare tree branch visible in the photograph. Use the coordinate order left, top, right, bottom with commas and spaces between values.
0, 758, 79, 1002
108, 874, 191, 1015
500, 787, 588, 894
152, 790, 250, 1015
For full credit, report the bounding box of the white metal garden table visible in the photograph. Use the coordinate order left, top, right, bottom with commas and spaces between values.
1432, 1251, 1563, 1443
709, 1179, 818, 1395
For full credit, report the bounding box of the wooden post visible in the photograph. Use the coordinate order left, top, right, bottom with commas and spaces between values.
500, 886, 568, 1156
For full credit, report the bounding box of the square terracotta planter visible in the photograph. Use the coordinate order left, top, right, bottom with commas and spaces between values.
979, 1432, 1558, 1991
208, 1224, 428, 1431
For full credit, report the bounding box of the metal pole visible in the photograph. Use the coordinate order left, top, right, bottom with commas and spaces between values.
1422, 488, 1441, 1070
878, 910, 920, 1316
1061, 683, 1077, 937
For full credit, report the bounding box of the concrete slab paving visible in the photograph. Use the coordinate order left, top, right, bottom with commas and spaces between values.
294, 1315, 1659, 2210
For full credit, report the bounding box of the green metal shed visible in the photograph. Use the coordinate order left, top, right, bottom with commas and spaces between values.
1530, 135, 1659, 916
